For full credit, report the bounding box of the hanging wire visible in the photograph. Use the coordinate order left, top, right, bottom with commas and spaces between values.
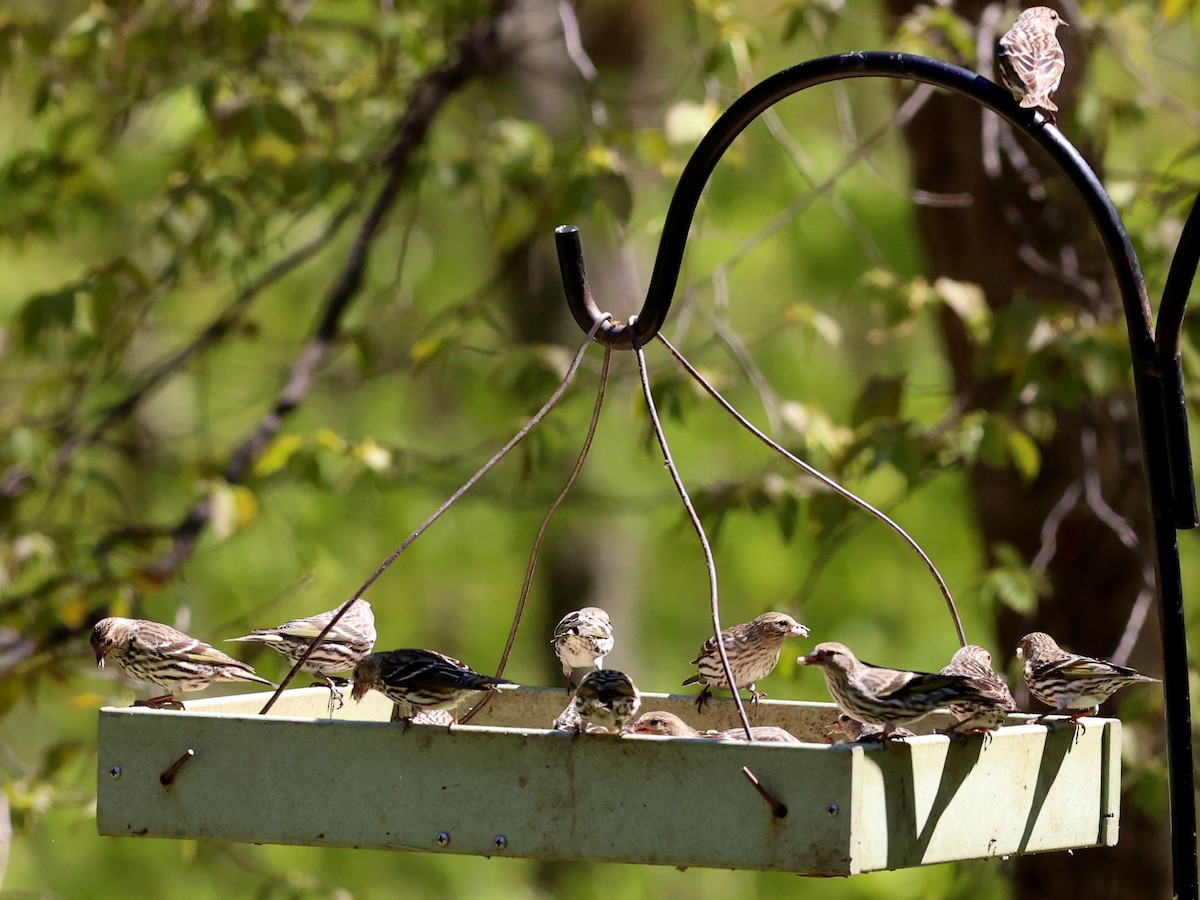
633, 319, 754, 740
657, 333, 967, 648
256, 315, 613, 715
459, 344, 613, 725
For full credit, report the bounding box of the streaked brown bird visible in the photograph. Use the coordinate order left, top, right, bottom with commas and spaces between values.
938, 644, 1018, 739
551, 606, 614, 687
627, 709, 800, 744
351, 648, 511, 722
1017, 631, 1159, 728
825, 713, 915, 744
997, 6, 1068, 121
228, 598, 376, 695
800, 642, 991, 742
570, 669, 641, 733
682, 611, 810, 712
91, 616, 275, 709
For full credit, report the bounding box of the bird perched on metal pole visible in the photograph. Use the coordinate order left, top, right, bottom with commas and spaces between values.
997, 6, 1069, 123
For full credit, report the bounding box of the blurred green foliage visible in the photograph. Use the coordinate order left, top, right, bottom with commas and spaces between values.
0, 0, 1197, 896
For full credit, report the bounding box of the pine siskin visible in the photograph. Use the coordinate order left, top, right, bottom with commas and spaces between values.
997, 6, 1068, 121
570, 669, 641, 733
551, 606, 614, 686
227, 598, 376, 695
825, 713, 914, 744
1017, 631, 1159, 728
708, 724, 800, 744
627, 710, 802, 743
682, 611, 810, 712
800, 642, 991, 742
350, 648, 512, 722
626, 709, 701, 737
938, 644, 1018, 739
91, 616, 276, 709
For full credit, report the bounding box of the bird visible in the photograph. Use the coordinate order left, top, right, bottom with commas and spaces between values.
825, 713, 914, 744
90, 616, 276, 709
938, 644, 1018, 739
997, 6, 1068, 122
550, 606, 614, 687
227, 598, 376, 702
1017, 631, 1159, 729
799, 642, 992, 742
682, 611, 810, 712
627, 709, 800, 744
350, 648, 512, 722
569, 669, 641, 733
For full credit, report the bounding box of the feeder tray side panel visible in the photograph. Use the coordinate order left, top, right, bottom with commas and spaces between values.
97, 707, 859, 873
853, 720, 1121, 873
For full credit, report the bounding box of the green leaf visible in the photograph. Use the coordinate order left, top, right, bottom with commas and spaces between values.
17, 289, 77, 351
253, 433, 307, 479
209, 481, 258, 540
851, 375, 905, 427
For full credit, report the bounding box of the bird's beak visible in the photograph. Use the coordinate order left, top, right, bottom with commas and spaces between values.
94, 649, 107, 668
791, 624, 810, 637
350, 681, 368, 702
798, 653, 817, 666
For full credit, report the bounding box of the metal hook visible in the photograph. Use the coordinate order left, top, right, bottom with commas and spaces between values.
160, 748, 195, 786
742, 766, 787, 818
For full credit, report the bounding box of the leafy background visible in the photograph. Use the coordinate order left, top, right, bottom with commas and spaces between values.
0, 0, 1197, 896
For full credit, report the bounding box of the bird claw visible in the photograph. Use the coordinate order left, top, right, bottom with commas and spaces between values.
312, 681, 346, 711
135, 695, 185, 711
1034, 713, 1087, 736
694, 687, 712, 714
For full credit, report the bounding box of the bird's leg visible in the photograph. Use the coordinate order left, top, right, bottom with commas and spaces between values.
694, 686, 712, 713
136, 694, 185, 710
313, 676, 345, 713
748, 683, 767, 705
1065, 708, 1094, 737
879, 725, 910, 745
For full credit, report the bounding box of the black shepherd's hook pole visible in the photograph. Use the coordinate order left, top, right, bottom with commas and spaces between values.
556, 52, 1198, 900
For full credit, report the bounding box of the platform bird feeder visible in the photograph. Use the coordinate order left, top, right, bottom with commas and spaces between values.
98, 687, 1120, 874
95, 50, 1198, 894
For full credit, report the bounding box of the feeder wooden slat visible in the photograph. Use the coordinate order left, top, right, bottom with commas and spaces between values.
96, 686, 1119, 874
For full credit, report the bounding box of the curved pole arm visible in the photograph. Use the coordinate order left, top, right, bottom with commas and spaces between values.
1154, 191, 1200, 528
557, 51, 1153, 353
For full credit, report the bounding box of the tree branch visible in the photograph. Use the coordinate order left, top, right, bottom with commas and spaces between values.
143, 5, 511, 582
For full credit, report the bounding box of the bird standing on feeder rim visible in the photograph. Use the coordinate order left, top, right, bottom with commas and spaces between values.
351, 648, 513, 722
1017, 631, 1159, 730
91, 616, 276, 710
627, 709, 801, 743
800, 641, 992, 742
996, 6, 1068, 123
551, 606, 614, 687
825, 713, 914, 744
569, 669, 641, 733
227, 598, 376, 706
937, 644, 1018, 739
682, 611, 810, 712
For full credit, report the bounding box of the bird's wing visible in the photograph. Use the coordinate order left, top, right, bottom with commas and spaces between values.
1043, 656, 1131, 679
